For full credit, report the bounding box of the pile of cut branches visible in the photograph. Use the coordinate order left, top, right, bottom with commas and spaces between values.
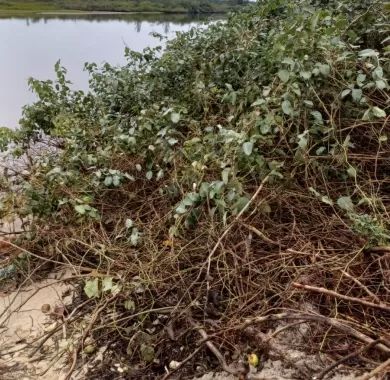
0, 0, 389, 378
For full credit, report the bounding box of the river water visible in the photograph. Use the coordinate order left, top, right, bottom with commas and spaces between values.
0, 13, 214, 128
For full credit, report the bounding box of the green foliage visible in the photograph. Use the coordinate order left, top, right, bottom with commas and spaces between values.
84, 276, 121, 298
1, 0, 389, 375
2, 0, 389, 251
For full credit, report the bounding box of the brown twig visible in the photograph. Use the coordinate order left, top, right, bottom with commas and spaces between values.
205, 175, 270, 295
206, 175, 269, 267
241, 222, 284, 247
292, 283, 390, 313
341, 270, 381, 303
188, 318, 241, 376
64, 295, 116, 380
28, 299, 92, 359
314, 339, 384, 380
368, 246, 390, 254
161, 345, 203, 380
358, 357, 390, 380
241, 312, 390, 354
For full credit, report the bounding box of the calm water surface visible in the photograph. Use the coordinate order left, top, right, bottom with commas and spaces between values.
0, 14, 212, 127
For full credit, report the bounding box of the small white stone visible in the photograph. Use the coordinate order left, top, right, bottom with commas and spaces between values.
169, 360, 181, 370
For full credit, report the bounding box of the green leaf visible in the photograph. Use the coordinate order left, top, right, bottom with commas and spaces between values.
309, 187, 333, 206
182, 192, 199, 206
358, 49, 378, 58
320, 196, 334, 206
252, 98, 266, 106
168, 138, 178, 146
84, 345, 96, 354
125, 218, 134, 229
146, 171, 153, 180
260, 122, 271, 134
282, 58, 294, 66
232, 196, 249, 214
300, 71, 312, 80
309, 187, 321, 198
124, 299, 136, 312
351, 89, 362, 102
362, 108, 371, 121
112, 175, 120, 187
372, 66, 383, 80
111, 283, 122, 296
104, 176, 113, 186
140, 343, 155, 363
356, 73, 366, 87
310, 11, 320, 31
259, 202, 271, 214
297, 131, 308, 149
170, 112, 180, 123
282, 100, 293, 115
311, 111, 323, 125
84, 278, 100, 298
376, 80, 387, 90
176, 204, 187, 214
130, 228, 140, 246
242, 141, 254, 156
277, 69, 290, 83
156, 169, 164, 180
347, 166, 357, 178
75, 205, 87, 215
337, 196, 354, 211
341, 89, 351, 99
304, 100, 314, 108
292, 86, 301, 97
222, 168, 230, 184
372, 106, 386, 118
102, 277, 113, 292
319, 64, 330, 76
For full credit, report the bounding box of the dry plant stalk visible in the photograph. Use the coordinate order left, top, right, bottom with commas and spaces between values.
292, 283, 390, 313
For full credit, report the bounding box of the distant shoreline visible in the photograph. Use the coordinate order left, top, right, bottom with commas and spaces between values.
0, 0, 242, 16
0, 10, 229, 16
38, 11, 164, 15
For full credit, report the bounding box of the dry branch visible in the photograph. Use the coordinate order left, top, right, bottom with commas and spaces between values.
314, 339, 385, 380
206, 175, 270, 276
241, 312, 390, 354
292, 283, 390, 313
189, 318, 241, 376
341, 270, 381, 303
358, 358, 390, 380
161, 345, 203, 380
65, 295, 116, 380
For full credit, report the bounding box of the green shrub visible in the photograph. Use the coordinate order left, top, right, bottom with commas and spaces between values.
1, 0, 389, 376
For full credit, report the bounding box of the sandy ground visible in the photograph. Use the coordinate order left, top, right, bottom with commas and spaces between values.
0, 272, 73, 379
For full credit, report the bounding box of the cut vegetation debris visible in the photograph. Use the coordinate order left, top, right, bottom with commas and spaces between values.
0, 0, 389, 378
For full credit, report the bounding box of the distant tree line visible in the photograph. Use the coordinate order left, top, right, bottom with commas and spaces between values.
53, 0, 250, 13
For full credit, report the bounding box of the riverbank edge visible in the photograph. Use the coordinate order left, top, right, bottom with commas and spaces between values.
0, 10, 229, 16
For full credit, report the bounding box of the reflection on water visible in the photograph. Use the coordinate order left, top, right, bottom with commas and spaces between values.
0, 14, 219, 127
5, 13, 216, 31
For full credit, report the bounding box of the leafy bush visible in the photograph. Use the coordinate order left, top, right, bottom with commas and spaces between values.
1, 0, 389, 377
